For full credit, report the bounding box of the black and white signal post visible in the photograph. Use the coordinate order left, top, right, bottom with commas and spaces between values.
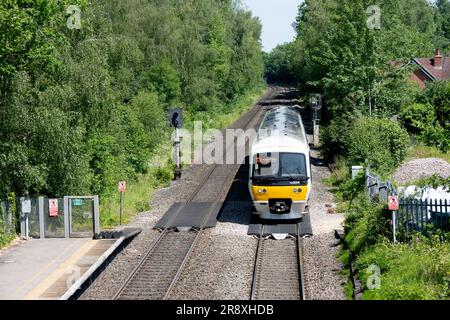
169, 108, 183, 180
310, 94, 322, 147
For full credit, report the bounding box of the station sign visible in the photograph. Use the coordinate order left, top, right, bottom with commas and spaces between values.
49, 199, 59, 217
72, 199, 84, 206
118, 181, 126, 193
21, 198, 31, 214
388, 196, 399, 211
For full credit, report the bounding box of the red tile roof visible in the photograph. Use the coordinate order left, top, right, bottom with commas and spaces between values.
412, 57, 450, 81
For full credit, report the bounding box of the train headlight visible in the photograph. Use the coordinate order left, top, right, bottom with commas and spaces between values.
258, 189, 267, 194
293, 188, 302, 193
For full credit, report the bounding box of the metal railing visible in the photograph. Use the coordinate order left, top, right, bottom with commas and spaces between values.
365, 166, 396, 203
397, 199, 450, 232
0, 201, 16, 239
364, 166, 450, 234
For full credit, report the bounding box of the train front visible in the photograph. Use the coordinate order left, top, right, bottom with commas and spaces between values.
249, 150, 311, 220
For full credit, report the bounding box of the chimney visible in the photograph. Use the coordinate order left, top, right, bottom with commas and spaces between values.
434, 48, 443, 69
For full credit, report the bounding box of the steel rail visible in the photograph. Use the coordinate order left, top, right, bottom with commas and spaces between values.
297, 225, 306, 300
250, 225, 265, 300
114, 86, 278, 300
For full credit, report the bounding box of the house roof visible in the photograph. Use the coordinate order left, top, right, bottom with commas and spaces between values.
412, 57, 450, 81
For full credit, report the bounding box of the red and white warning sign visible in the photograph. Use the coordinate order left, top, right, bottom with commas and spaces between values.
49, 199, 58, 217
388, 196, 399, 211
118, 181, 126, 193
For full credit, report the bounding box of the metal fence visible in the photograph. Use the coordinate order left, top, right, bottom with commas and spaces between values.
365, 166, 396, 204
397, 199, 450, 232
1, 196, 100, 240
364, 166, 450, 234
0, 200, 16, 238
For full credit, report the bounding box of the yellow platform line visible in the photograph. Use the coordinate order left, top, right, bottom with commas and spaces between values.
14, 240, 83, 295
24, 240, 98, 300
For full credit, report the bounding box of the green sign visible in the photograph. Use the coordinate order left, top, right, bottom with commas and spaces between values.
72, 199, 84, 206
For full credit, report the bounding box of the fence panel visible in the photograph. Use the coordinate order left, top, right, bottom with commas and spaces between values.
398, 199, 450, 232
0, 201, 16, 238
365, 167, 395, 203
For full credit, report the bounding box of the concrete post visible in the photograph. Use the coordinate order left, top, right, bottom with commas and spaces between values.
313, 121, 320, 147
93, 196, 100, 235
64, 196, 70, 238
38, 197, 45, 239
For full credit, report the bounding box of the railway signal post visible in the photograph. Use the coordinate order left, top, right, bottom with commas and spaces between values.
169, 108, 183, 180
310, 94, 322, 147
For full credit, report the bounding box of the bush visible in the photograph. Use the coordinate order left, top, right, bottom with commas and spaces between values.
320, 117, 353, 160
399, 103, 435, 135
422, 123, 450, 153
421, 81, 450, 129
355, 241, 450, 300
346, 117, 409, 174
344, 194, 391, 255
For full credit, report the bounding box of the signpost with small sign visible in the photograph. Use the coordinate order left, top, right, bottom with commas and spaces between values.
118, 181, 126, 225
49, 199, 59, 217
389, 195, 399, 243
20, 197, 31, 239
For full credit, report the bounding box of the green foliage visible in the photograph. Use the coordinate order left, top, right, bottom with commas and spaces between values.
320, 117, 353, 161
407, 140, 450, 163
145, 62, 181, 104
402, 81, 450, 153
346, 117, 409, 174
413, 174, 450, 191
422, 123, 450, 153
263, 43, 296, 84
355, 240, 450, 300
399, 103, 435, 135
344, 194, 391, 255
0, 0, 264, 235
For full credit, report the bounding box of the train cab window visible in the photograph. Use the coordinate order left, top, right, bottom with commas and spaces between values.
253, 152, 307, 179
254, 153, 279, 177
280, 153, 307, 177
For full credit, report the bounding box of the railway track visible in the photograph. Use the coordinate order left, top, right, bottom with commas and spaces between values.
114, 87, 281, 300
251, 225, 306, 300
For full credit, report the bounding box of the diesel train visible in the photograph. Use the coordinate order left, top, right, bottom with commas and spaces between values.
249, 106, 311, 220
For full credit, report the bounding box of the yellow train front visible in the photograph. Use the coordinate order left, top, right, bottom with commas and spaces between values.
249, 107, 311, 220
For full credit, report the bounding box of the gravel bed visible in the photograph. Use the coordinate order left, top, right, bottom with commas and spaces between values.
80, 88, 273, 300
309, 147, 344, 235
301, 141, 346, 300
166, 223, 257, 300
81, 88, 347, 300
393, 158, 450, 184
80, 164, 210, 300
302, 232, 346, 300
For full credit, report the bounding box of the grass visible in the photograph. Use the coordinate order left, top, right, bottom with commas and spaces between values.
98, 85, 267, 228
329, 156, 450, 300
355, 240, 450, 300
406, 142, 450, 163
0, 233, 16, 249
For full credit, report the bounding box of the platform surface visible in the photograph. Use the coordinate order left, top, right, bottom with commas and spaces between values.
0, 238, 116, 300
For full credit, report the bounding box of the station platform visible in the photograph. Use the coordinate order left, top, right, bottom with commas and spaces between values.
0, 229, 140, 300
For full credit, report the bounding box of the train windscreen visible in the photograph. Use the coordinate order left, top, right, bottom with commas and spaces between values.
253, 153, 307, 179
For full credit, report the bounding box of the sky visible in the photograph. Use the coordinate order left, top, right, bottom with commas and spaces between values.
243, 0, 302, 52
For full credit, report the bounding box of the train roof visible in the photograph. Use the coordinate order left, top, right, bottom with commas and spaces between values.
251, 106, 309, 155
